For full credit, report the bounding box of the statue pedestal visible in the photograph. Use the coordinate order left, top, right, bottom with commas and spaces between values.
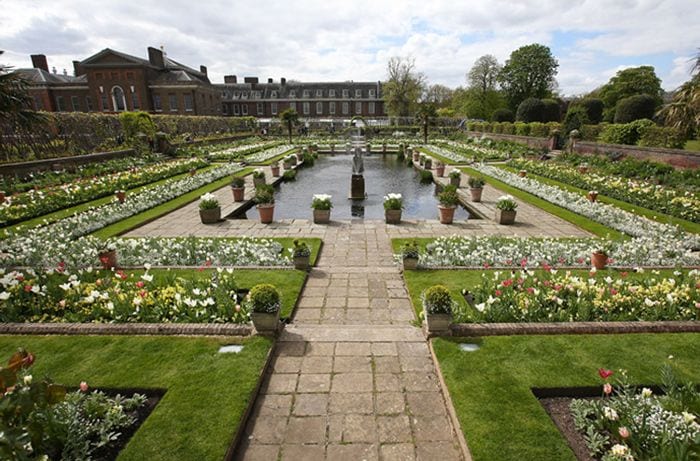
349, 174, 365, 200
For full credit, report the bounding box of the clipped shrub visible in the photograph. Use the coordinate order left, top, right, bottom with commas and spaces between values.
247, 284, 281, 313
282, 170, 297, 181
599, 119, 654, 145
492, 108, 515, 122
578, 98, 604, 124
564, 105, 590, 135
529, 122, 548, 138
579, 123, 607, 141
501, 122, 515, 134
541, 98, 561, 122
637, 125, 685, 149
614, 94, 657, 123
514, 122, 531, 136
419, 170, 434, 183
438, 184, 460, 206
422, 285, 453, 315
516, 98, 545, 122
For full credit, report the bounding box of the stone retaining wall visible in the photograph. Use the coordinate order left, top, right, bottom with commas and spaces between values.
0, 149, 136, 177
450, 321, 699, 337
0, 322, 252, 336
573, 140, 700, 169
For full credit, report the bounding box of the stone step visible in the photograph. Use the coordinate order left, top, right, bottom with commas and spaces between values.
280, 324, 425, 342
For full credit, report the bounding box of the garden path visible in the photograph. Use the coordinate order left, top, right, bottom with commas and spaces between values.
235, 224, 467, 460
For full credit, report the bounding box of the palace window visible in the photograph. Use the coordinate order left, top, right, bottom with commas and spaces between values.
168, 93, 178, 112
71, 96, 80, 111
112, 86, 127, 111
329, 101, 335, 114
184, 94, 193, 112
355, 101, 362, 114
271, 102, 278, 115
342, 102, 349, 114
303, 102, 310, 115
152, 94, 162, 111
55, 96, 66, 112
316, 102, 322, 114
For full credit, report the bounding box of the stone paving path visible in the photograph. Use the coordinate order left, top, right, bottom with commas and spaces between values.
236, 225, 466, 460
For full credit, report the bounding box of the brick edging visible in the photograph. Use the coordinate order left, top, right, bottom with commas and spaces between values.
0, 322, 252, 336
449, 321, 699, 337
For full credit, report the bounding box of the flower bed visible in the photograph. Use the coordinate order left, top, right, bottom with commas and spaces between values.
0, 267, 250, 323
510, 159, 700, 223
458, 269, 700, 323
244, 145, 295, 163
207, 141, 285, 160
0, 157, 209, 226
1, 163, 242, 268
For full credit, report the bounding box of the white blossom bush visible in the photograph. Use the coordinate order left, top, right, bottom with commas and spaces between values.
206, 140, 284, 160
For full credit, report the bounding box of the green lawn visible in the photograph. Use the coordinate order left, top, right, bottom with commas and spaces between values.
684, 139, 700, 151
460, 166, 623, 239
498, 164, 700, 235
93, 168, 252, 238
433, 333, 700, 461
0, 335, 273, 461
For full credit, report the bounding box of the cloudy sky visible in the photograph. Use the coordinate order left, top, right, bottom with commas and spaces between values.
1, 0, 698, 95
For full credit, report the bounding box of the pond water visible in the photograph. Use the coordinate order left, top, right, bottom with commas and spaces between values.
238, 154, 473, 220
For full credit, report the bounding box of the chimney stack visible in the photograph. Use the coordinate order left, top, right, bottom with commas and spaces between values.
52, 66, 57, 74
224, 75, 238, 84
200, 65, 207, 76
267, 78, 273, 83
281, 77, 286, 85
72, 60, 84, 76
30, 54, 49, 72
243, 77, 259, 84
147, 46, 165, 69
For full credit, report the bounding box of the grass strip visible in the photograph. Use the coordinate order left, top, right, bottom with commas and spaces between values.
499, 164, 700, 235
460, 166, 623, 239
0, 335, 272, 461
0, 165, 217, 238
93, 168, 252, 238
419, 146, 462, 165
433, 333, 700, 461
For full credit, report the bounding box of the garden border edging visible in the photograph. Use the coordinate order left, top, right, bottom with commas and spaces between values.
449, 320, 699, 336
0, 322, 253, 336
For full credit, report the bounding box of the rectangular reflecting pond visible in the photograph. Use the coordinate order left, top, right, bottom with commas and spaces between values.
238, 154, 474, 220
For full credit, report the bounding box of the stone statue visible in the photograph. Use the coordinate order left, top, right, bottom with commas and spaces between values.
352, 147, 364, 174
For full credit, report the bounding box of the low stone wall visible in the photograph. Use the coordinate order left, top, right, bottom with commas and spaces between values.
0, 148, 136, 177
573, 140, 700, 169
171, 133, 254, 150
450, 320, 699, 337
0, 322, 253, 336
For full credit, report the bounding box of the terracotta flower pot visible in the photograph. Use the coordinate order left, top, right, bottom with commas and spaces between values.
199, 207, 221, 224
385, 209, 402, 224
283, 160, 292, 169
495, 209, 516, 225
257, 204, 275, 224
425, 312, 451, 335
587, 192, 598, 203
403, 257, 418, 270
518, 170, 527, 177
413, 152, 420, 162
290, 156, 297, 166
116, 191, 126, 203
294, 255, 310, 270
189, 168, 197, 176
313, 209, 331, 224
438, 205, 456, 224
578, 166, 589, 174
251, 310, 281, 334
591, 251, 608, 269
232, 187, 245, 202
271, 165, 280, 177
0, 191, 5, 203
253, 176, 266, 187
435, 165, 445, 177
470, 187, 483, 202
98, 250, 118, 269
450, 176, 461, 188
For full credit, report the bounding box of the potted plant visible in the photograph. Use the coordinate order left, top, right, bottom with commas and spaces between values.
412, 149, 420, 162
401, 240, 420, 270
468, 176, 485, 202
189, 168, 197, 176
495, 195, 518, 225
292, 239, 311, 270
252, 168, 266, 187
424, 157, 432, 170
283, 155, 294, 169
97, 242, 118, 269
421, 285, 453, 334
382, 142, 387, 153
449, 170, 461, 188
199, 192, 221, 224
578, 163, 589, 174
587, 190, 598, 203
270, 161, 281, 177
247, 283, 281, 334
0, 191, 5, 203
311, 194, 332, 224
296, 150, 304, 162
435, 161, 445, 177
518, 170, 527, 178
255, 185, 275, 224
419, 154, 426, 166
231, 176, 245, 202
115, 190, 126, 203
330, 143, 335, 153
591, 242, 612, 270
383, 193, 403, 224
437, 185, 459, 224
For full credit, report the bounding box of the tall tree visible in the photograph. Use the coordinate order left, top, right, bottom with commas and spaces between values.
382, 57, 426, 117
466, 54, 503, 119
0, 51, 43, 129
498, 44, 559, 110
658, 53, 700, 139
451, 86, 507, 120
598, 66, 663, 121
424, 84, 453, 107
279, 108, 298, 144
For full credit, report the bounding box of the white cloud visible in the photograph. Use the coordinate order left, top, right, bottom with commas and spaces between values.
1, 0, 698, 95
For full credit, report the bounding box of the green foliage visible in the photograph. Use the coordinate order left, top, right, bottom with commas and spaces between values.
496, 195, 518, 211
401, 240, 420, 259
514, 122, 531, 136
119, 111, 156, 140
254, 184, 275, 204
282, 170, 297, 181
416, 102, 438, 143
438, 184, 460, 206
541, 98, 561, 122
516, 97, 545, 122
247, 284, 281, 313
529, 122, 548, 137
637, 125, 686, 149
492, 108, 515, 122
230, 176, 245, 188
599, 66, 663, 121
301, 151, 315, 167
578, 98, 605, 124
658, 78, 700, 139
580, 123, 607, 141
498, 44, 559, 110
614, 94, 657, 123
383, 56, 426, 117
422, 285, 453, 315
292, 239, 311, 258
279, 108, 299, 144
198, 192, 220, 210
599, 119, 654, 145
564, 105, 591, 135
419, 169, 434, 183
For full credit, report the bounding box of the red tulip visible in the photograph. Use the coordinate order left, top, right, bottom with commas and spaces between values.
598, 368, 614, 380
